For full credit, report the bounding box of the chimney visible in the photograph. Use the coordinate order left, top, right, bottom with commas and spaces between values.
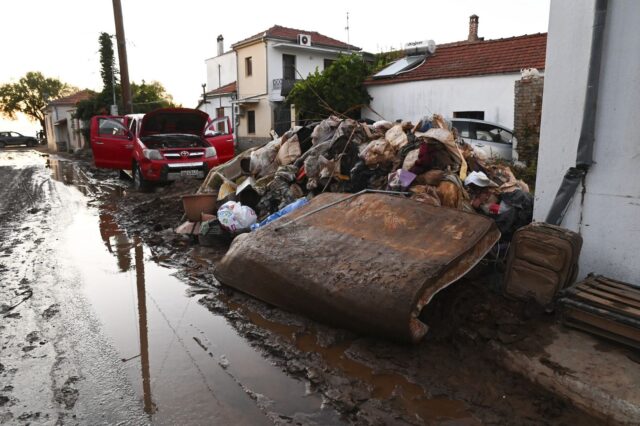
217, 35, 224, 56
468, 15, 479, 42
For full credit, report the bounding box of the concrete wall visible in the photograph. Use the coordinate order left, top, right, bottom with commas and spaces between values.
363, 73, 523, 128
266, 41, 340, 101
534, 0, 640, 284
236, 41, 267, 99
205, 51, 237, 91
237, 98, 272, 139
45, 105, 85, 152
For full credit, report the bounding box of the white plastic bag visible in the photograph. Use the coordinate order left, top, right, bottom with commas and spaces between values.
217, 201, 257, 233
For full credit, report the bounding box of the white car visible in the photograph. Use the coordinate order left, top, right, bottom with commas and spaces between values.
450, 118, 517, 161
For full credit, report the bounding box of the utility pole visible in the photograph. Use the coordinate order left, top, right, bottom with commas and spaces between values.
112, 0, 132, 114
345, 12, 350, 46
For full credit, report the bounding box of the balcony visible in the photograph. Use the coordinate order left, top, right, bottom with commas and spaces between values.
272, 78, 302, 97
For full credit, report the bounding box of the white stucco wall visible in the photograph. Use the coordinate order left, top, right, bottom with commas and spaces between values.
534, 0, 640, 284
205, 51, 237, 91
198, 95, 234, 119
45, 105, 84, 152
363, 73, 523, 128
266, 41, 341, 101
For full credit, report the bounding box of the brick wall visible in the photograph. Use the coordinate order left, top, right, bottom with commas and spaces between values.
514, 76, 544, 167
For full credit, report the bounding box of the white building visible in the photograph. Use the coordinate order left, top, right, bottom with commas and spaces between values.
533, 0, 640, 284
363, 17, 547, 129
232, 25, 360, 141
198, 35, 237, 126
44, 90, 93, 152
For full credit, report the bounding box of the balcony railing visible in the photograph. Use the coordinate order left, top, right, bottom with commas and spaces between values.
272, 78, 302, 96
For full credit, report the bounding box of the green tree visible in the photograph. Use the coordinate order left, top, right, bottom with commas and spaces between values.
0, 71, 74, 131
131, 80, 174, 113
286, 54, 372, 120
75, 32, 175, 124
99, 32, 118, 103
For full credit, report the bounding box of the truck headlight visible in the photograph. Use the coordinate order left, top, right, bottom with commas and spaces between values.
143, 149, 163, 160
205, 147, 217, 158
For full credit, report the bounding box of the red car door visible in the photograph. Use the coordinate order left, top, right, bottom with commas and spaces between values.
90, 116, 135, 169
204, 117, 235, 164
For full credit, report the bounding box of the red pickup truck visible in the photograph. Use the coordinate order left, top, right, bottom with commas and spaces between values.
89, 108, 233, 191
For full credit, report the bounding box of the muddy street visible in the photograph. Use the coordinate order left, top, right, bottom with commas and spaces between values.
0, 150, 601, 425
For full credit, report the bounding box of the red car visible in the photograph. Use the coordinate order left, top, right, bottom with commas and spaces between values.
90, 108, 221, 191
204, 116, 235, 164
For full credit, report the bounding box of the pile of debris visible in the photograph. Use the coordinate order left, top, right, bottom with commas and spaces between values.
197, 114, 533, 238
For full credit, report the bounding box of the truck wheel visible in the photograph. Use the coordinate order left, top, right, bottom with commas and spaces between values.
133, 164, 152, 192
27, 140, 36, 147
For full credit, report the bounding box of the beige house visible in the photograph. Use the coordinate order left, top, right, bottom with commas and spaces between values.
231, 25, 359, 143
44, 90, 93, 152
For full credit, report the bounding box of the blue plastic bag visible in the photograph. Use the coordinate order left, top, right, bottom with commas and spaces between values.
250, 198, 309, 231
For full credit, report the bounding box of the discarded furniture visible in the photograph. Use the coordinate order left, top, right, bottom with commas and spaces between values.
215, 192, 500, 343
561, 275, 640, 349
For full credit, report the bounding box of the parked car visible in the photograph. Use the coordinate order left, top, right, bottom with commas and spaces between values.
204, 116, 235, 164
450, 118, 516, 161
89, 108, 220, 191
0, 131, 38, 148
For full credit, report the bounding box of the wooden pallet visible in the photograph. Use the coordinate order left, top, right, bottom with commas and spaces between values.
560, 275, 640, 350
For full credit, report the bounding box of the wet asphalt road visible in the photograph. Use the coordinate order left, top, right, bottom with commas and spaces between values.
0, 150, 340, 425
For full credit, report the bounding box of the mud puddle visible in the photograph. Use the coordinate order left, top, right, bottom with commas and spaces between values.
48, 157, 342, 424
224, 299, 476, 424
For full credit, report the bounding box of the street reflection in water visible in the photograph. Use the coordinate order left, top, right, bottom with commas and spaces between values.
49, 157, 340, 425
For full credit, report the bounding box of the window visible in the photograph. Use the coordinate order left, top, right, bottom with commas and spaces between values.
451, 120, 471, 138
98, 118, 128, 137
245, 57, 253, 76
283, 54, 296, 81
215, 107, 225, 132
247, 110, 256, 134
474, 123, 513, 144
454, 111, 484, 120
323, 59, 335, 70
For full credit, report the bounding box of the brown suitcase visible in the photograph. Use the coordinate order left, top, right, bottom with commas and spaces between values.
503, 222, 583, 306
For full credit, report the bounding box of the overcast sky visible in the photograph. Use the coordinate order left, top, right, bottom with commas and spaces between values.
1, 0, 550, 135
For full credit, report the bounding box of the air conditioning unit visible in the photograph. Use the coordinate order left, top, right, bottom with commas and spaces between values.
297, 34, 312, 46
233, 105, 244, 116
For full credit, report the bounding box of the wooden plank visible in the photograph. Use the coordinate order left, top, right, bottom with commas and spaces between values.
594, 275, 640, 291
591, 278, 640, 302
564, 307, 640, 349
581, 281, 640, 305
571, 291, 640, 319
577, 286, 640, 311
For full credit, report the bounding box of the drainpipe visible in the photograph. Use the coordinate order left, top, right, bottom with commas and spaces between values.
545, 0, 608, 225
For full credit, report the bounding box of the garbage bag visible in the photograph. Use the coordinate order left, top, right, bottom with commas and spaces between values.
217, 201, 257, 233
277, 135, 301, 166
250, 198, 309, 231
311, 116, 340, 145
360, 139, 395, 167
385, 125, 409, 151
402, 148, 420, 171
250, 139, 281, 178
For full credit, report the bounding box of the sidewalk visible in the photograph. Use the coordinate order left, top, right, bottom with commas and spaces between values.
495, 324, 640, 424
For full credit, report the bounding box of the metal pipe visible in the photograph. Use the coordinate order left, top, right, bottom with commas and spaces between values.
546, 0, 608, 225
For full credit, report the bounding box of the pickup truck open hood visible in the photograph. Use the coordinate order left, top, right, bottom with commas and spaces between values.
139, 108, 209, 137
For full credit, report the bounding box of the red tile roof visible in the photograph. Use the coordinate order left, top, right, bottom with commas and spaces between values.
206, 81, 236, 96
233, 25, 360, 51
366, 33, 547, 86
48, 89, 94, 106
